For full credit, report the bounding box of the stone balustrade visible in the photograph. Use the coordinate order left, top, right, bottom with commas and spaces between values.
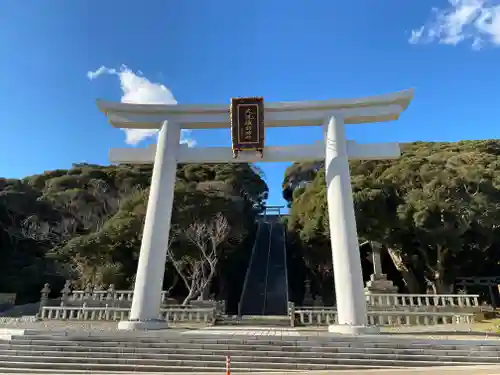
0, 294, 16, 306
288, 294, 481, 327
366, 293, 480, 308
68, 290, 170, 303
291, 307, 476, 327
38, 282, 483, 329
39, 282, 226, 316
159, 308, 215, 324
39, 305, 216, 324
299, 293, 481, 310
64, 285, 169, 304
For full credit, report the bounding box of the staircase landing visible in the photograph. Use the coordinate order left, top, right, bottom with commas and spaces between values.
215, 315, 291, 327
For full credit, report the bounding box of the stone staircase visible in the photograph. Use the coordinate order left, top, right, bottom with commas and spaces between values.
238, 222, 272, 316
0, 331, 500, 373
262, 223, 289, 316
238, 220, 289, 318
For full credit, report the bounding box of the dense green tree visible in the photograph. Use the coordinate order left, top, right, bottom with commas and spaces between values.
0, 162, 267, 305
3, 140, 500, 306
286, 141, 500, 296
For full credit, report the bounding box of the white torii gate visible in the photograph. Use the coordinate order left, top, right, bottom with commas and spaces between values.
97, 89, 414, 334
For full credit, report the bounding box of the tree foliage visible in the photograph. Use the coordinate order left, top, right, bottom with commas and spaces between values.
0, 162, 267, 304
3, 140, 500, 306
286, 141, 500, 296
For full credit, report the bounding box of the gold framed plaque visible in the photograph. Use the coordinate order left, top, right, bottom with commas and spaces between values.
230, 97, 264, 158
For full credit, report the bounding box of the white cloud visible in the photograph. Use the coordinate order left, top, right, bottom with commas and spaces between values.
409, 0, 500, 49
87, 65, 196, 146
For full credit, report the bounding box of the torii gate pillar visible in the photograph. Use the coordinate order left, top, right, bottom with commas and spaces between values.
117, 122, 181, 331
97, 89, 414, 334
324, 116, 374, 333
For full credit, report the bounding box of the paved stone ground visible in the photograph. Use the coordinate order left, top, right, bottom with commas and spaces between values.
1, 319, 500, 342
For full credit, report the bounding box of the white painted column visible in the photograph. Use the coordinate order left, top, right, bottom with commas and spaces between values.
324, 115, 378, 334
118, 121, 180, 330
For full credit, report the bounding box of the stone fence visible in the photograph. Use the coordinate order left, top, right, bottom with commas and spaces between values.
302, 293, 482, 311
0, 293, 16, 314
365, 293, 480, 309
39, 303, 476, 327
53, 282, 178, 306
38, 282, 226, 316
289, 306, 476, 327
39, 305, 215, 324
289, 293, 482, 327
0, 294, 16, 307
37, 283, 483, 327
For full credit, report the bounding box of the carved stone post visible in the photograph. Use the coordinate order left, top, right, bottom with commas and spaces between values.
38, 283, 51, 318
287, 301, 295, 327
303, 279, 314, 306
94, 284, 103, 301
215, 300, 226, 316
60, 280, 71, 306
106, 284, 116, 307
83, 283, 93, 301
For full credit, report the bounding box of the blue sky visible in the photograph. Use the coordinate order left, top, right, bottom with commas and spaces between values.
1, 0, 500, 208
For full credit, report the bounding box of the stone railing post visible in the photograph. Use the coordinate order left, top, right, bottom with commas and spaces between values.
303, 279, 314, 306
288, 301, 295, 327
60, 280, 71, 306
38, 283, 51, 318
106, 284, 116, 305
215, 300, 226, 317
104, 304, 110, 320
81, 302, 88, 320
93, 284, 103, 301
83, 283, 93, 301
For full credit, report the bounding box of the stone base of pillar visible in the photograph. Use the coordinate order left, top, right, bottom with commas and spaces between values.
364, 274, 398, 294
328, 324, 380, 335
117, 319, 168, 331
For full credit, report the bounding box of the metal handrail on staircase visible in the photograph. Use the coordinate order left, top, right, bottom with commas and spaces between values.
280, 221, 291, 308
237, 222, 261, 317
261, 222, 274, 315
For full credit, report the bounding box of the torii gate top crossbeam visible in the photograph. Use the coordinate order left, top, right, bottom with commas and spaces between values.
96, 89, 414, 129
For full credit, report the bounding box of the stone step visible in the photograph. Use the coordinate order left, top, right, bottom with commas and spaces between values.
0, 349, 498, 364
2, 343, 500, 357
3, 367, 500, 375
5, 342, 499, 355
0, 354, 490, 370
8, 338, 493, 352
12, 331, 500, 345
9, 336, 500, 351
3, 331, 500, 373
0, 345, 500, 361
0, 363, 400, 374
0, 361, 283, 373
0, 341, 500, 356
